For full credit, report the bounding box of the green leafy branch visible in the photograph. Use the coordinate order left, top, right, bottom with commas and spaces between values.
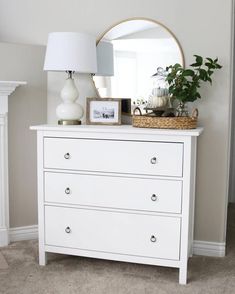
165, 55, 222, 103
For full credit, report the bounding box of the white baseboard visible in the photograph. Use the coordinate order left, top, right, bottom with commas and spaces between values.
193, 240, 226, 257
9, 225, 38, 242
8, 226, 226, 258
0, 228, 9, 247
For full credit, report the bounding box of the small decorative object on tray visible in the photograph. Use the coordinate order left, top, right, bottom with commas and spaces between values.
148, 67, 171, 109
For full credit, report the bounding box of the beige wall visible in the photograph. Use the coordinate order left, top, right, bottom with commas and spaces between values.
0, 0, 233, 243
0, 42, 47, 227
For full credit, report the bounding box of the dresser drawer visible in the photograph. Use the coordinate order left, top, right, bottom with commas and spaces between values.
45, 172, 182, 213
45, 206, 181, 260
44, 138, 183, 177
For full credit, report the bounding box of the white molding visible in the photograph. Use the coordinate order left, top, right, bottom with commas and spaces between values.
0, 81, 26, 247
193, 240, 226, 257
9, 225, 38, 242
7, 225, 226, 258
0, 114, 9, 247
0, 81, 27, 97
0, 228, 9, 246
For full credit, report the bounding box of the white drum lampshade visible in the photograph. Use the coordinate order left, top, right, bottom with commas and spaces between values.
96, 41, 114, 76
93, 41, 114, 97
44, 32, 97, 125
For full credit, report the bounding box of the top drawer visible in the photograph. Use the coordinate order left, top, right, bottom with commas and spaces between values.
44, 138, 183, 177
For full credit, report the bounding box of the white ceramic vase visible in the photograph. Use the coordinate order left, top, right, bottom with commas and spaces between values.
56, 78, 84, 121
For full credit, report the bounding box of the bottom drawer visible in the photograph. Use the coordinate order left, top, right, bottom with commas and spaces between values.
45, 206, 181, 260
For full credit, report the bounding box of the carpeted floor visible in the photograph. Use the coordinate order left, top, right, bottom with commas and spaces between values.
0, 252, 8, 270
0, 205, 235, 294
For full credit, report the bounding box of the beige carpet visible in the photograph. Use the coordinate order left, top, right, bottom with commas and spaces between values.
0, 205, 235, 294
0, 252, 8, 270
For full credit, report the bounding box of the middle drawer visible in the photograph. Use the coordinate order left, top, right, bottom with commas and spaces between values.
44, 172, 182, 214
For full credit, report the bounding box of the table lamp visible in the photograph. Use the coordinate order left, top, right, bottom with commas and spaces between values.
44, 32, 97, 125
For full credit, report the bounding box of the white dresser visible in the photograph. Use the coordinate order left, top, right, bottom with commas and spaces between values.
31, 125, 203, 284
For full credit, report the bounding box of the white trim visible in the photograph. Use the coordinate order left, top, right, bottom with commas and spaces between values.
0, 228, 9, 246
0, 81, 27, 247
193, 240, 226, 257
7, 225, 226, 258
9, 225, 38, 242
0, 114, 9, 247
0, 81, 27, 97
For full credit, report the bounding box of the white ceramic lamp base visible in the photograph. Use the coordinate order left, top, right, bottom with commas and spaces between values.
56, 77, 84, 125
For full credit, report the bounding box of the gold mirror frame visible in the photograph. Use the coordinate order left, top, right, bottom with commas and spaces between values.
92, 17, 185, 98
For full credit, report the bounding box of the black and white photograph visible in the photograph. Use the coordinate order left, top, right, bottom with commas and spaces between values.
93, 107, 114, 119
86, 98, 121, 125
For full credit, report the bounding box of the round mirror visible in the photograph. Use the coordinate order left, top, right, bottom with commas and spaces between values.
93, 18, 184, 108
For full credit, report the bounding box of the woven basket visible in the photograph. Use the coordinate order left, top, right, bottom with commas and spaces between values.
132, 107, 198, 129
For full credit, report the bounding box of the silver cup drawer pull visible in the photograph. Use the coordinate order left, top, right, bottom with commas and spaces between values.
65, 187, 71, 195
150, 157, 157, 164
150, 235, 157, 243
151, 194, 158, 201
64, 153, 70, 160
65, 226, 71, 234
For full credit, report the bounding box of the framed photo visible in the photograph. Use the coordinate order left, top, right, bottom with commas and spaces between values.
86, 98, 121, 125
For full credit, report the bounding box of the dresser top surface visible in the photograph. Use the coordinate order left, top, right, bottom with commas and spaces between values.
30, 124, 203, 136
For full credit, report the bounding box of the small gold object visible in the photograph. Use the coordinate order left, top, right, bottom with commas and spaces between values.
58, 120, 81, 125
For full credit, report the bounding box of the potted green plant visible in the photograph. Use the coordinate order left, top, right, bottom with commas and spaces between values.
165, 55, 222, 116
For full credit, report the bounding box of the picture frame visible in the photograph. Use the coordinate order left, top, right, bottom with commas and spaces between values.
86, 98, 121, 125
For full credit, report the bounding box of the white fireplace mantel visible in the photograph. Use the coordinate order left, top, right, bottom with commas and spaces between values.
0, 81, 27, 247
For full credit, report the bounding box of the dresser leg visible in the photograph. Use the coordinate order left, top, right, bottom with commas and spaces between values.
39, 250, 47, 266
179, 267, 187, 285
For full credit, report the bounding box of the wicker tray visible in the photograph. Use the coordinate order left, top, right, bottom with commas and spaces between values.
132, 107, 198, 129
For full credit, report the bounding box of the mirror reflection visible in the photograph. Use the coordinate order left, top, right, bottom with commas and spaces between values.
93, 19, 184, 111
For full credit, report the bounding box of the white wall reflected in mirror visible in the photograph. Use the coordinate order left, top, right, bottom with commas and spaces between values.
93, 19, 184, 105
